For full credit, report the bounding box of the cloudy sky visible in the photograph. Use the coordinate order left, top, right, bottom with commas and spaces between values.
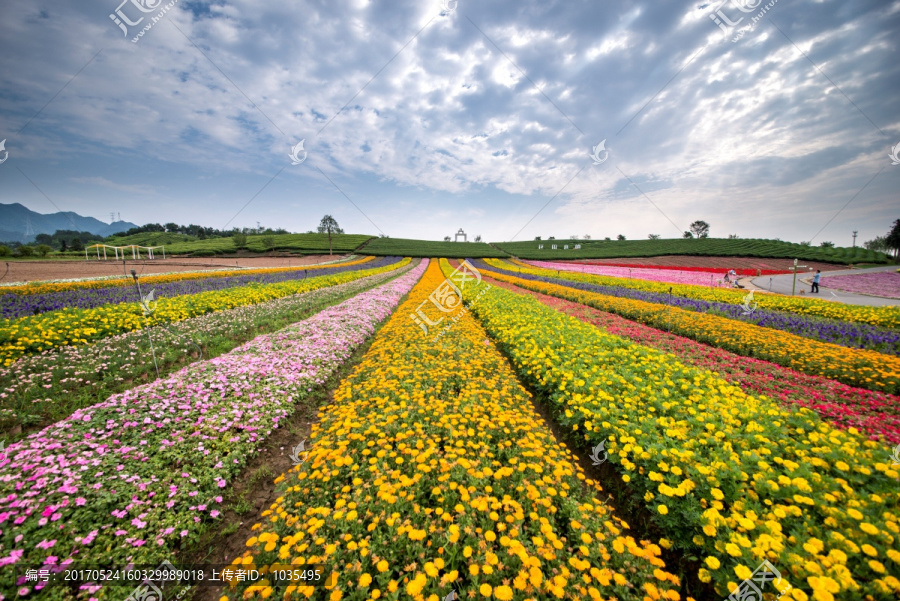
0, 0, 897, 244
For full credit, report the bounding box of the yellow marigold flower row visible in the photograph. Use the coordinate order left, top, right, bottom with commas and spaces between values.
225, 260, 682, 601
0, 259, 408, 367
460, 265, 900, 600
491, 259, 900, 329
478, 267, 900, 394
0, 256, 374, 296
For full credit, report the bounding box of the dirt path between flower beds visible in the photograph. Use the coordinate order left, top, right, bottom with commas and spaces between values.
475, 271, 900, 445
0, 254, 353, 284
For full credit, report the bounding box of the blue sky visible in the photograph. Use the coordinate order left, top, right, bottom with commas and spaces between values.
0, 0, 898, 244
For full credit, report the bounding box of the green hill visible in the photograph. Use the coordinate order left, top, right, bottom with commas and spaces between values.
99, 233, 374, 257
493, 237, 892, 264
361, 237, 510, 258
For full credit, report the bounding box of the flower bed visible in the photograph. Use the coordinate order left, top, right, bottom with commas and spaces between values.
0, 256, 371, 296
564, 262, 790, 276
223, 260, 680, 601
0, 263, 418, 440
491, 259, 900, 329
483, 273, 900, 444
0, 259, 427, 599
477, 266, 900, 393
480, 261, 900, 355
461, 269, 900, 599
0, 257, 390, 321
821, 271, 900, 300
0, 258, 409, 367
529, 260, 758, 286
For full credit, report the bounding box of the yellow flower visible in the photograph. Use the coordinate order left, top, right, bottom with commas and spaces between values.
705, 557, 721, 570
479, 583, 492, 597
359, 574, 372, 587
376, 560, 389, 573
657, 505, 669, 515
406, 574, 427, 596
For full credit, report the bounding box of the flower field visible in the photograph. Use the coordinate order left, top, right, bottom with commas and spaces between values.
0, 250, 897, 601
493, 259, 900, 329
0, 258, 408, 366
482, 271, 900, 444
223, 260, 681, 601
527, 260, 746, 287
0, 259, 426, 599
0, 263, 418, 440
821, 271, 900, 300
0, 256, 372, 296
456, 262, 900, 600
0, 256, 387, 320
481, 260, 900, 355
476, 265, 900, 393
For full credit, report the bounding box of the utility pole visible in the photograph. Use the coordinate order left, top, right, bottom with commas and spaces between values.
852, 230, 858, 247
789, 258, 808, 296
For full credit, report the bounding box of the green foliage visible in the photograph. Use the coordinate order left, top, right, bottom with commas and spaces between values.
0, 246, 9, 257
34, 244, 53, 257
689, 220, 710, 238
362, 237, 509, 258
16, 245, 34, 257
819, 241, 835, 248
232, 232, 248, 249
493, 237, 893, 264
260, 235, 276, 253
886, 218, 900, 255
617, 234, 626, 240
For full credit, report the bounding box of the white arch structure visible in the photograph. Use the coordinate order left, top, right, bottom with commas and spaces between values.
85, 244, 165, 260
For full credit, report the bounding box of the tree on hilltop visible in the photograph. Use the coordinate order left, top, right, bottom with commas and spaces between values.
648, 234, 660, 240
689, 220, 710, 238
317, 215, 344, 256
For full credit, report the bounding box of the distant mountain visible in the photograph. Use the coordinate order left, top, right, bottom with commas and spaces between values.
0, 203, 138, 243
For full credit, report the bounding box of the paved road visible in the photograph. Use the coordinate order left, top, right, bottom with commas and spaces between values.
746, 265, 900, 307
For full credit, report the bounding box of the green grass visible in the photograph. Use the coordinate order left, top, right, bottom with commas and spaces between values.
105, 232, 198, 246
361, 237, 510, 258
493, 237, 893, 264
85, 232, 375, 257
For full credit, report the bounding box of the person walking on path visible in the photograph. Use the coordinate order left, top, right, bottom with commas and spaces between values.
811, 270, 821, 293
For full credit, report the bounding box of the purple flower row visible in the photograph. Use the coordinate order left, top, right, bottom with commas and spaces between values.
0, 257, 403, 321
0, 259, 427, 596
472, 260, 900, 355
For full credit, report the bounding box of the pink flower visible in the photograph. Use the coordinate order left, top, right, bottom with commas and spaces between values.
35, 539, 56, 550
210, 510, 220, 518
75, 498, 86, 506
216, 480, 226, 488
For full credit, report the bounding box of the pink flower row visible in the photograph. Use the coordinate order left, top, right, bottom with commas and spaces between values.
821, 271, 900, 299
526, 260, 739, 287
0, 259, 427, 594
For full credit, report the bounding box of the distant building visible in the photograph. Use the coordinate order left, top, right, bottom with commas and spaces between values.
455, 228, 467, 242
